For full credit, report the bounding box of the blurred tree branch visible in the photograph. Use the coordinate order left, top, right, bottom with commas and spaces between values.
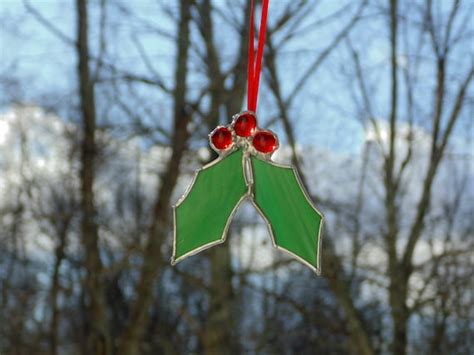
24, 0, 76, 45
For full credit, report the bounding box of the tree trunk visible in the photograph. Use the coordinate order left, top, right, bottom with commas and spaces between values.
76, 0, 110, 353
388, 268, 408, 355
385, 1, 409, 353
322, 241, 375, 355
202, 246, 237, 354
119, 1, 192, 353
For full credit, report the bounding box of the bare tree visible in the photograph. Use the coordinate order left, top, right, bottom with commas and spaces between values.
118, 1, 193, 353
1, 0, 472, 354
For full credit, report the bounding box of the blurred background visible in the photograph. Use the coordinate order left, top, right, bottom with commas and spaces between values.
0, 1, 473, 354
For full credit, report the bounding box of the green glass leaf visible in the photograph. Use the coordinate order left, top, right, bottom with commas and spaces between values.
251, 156, 323, 273
172, 149, 247, 263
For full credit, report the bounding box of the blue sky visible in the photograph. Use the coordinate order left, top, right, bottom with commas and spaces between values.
1, 1, 472, 156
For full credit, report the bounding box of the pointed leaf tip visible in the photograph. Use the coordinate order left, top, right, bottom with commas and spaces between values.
251, 156, 323, 272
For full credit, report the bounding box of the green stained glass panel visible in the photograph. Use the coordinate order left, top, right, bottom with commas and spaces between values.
251, 156, 323, 272
173, 149, 247, 263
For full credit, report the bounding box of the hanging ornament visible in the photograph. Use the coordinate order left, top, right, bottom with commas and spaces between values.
171, 0, 323, 274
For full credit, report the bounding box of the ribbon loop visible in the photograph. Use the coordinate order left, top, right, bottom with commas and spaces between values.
247, 0, 270, 112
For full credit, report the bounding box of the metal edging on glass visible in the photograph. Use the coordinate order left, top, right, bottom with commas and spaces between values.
171, 111, 323, 275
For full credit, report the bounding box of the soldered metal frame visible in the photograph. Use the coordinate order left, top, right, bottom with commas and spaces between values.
171, 111, 324, 275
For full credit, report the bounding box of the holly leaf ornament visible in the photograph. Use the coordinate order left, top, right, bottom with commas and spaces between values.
172, 111, 323, 274
251, 156, 323, 273
172, 149, 247, 263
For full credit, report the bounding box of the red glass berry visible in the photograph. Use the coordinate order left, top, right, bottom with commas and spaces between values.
233, 113, 257, 137
210, 126, 233, 150
253, 130, 278, 154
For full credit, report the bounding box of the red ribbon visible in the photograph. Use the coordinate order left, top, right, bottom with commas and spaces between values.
247, 0, 270, 112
